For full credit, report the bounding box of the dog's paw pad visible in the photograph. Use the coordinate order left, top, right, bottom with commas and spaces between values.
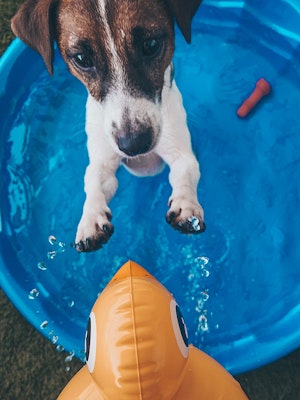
74, 217, 114, 252
72, 237, 102, 253
167, 214, 206, 234
166, 198, 206, 235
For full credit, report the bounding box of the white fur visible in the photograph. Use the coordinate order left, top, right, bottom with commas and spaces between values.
101, 90, 161, 155
97, 0, 124, 87
75, 64, 204, 247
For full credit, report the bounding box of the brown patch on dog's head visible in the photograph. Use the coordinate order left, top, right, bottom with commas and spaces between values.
11, 0, 58, 75
11, 0, 202, 78
51, 0, 175, 101
101, 0, 175, 99
166, 0, 202, 43
54, 0, 108, 99
11, 0, 202, 157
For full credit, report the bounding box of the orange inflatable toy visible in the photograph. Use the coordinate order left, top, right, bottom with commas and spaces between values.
58, 260, 248, 399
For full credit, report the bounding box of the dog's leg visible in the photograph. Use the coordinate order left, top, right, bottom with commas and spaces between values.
75, 95, 121, 252
156, 78, 205, 234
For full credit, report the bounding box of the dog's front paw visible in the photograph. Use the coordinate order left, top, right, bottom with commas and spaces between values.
166, 197, 206, 234
74, 210, 114, 252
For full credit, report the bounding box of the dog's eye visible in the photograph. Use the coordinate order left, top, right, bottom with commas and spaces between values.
142, 38, 162, 58
73, 53, 94, 70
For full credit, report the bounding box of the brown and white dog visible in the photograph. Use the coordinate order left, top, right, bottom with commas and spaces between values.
12, 0, 205, 252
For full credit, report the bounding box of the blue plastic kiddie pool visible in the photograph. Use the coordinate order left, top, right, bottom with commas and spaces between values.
1, 0, 300, 374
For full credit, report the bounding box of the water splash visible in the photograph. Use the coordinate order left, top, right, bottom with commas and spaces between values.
187, 256, 211, 284
187, 216, 202, 232
49, 330, 59, 344
52, 336, 59, 344
47, 239, 66, 260
64, 350, 76, 372
56, 344, 64, 353
28, 288, 39, 300
48, 235, 57, 245
65, 350, 75, 363
200, 290, 209, 301
195, 256, 210, 278
68, 300, 75, 308
40, 320, 49, 329
186, 257, 212, 336
196, 290, 209, 312
198, 313, 209, 333
37, 261, 47, 271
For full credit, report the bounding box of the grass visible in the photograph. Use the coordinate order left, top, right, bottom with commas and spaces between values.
0, 0, 23, 54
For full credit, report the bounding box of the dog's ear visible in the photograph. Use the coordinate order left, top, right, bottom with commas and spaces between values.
166, 0, 202, 43
11, 0, 58, 75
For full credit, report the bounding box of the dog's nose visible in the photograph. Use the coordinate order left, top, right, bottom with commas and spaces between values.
117, 130, 153, 156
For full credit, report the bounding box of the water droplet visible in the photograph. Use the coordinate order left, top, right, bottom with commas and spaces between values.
65, 366, 71, 372
187, 216, 201, 231
40, 320, 49, 329
56, 344, 64, 353
200, 268, 210, 278
48, 235, 57, 245
52, 335, 59, 344
68, 300, 75, 308
37, 261, 47, 271
188, 273, 195, 281
48, 330, 59, 344
195, 291, 209, 312
65, 350, 75, 363
47, 250, 57, 260
195, 257, 210, 278
200, 290, 209, 301
195, 256, 209, 267
47, 240, 66, 260
28, 288, 39, 300
198, 314, 209, 332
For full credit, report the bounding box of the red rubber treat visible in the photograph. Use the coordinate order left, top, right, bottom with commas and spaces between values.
237, 78, 271, 118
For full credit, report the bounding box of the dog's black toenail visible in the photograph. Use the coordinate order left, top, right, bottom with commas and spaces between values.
85, 238, 91, 251
103, 224, 114, 235
105, 212, 113, 221
103, 225, 109, 233
75, 241, 85, 252
166, 211, 175, 223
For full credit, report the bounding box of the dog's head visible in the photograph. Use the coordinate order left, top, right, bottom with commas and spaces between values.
12, 0, 202, 157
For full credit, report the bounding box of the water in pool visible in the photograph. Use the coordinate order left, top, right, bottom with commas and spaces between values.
1, 1, 300, 373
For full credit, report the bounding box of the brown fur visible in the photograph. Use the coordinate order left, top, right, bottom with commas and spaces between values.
55, 0, 175, 101
11, 0, 202, 75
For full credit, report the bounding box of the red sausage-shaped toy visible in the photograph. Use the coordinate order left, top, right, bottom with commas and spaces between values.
237, 78, 271, 118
